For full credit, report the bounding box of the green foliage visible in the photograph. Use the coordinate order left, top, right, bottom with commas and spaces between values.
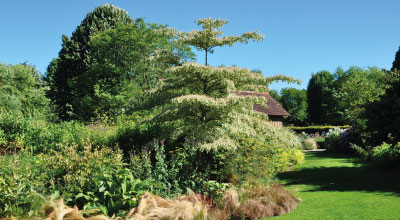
280, 88, 308, 125
153, 63, 299, 150
39, 143, 124, 207
364, 71, 400, 144
0, 114, 115, 154
289, 125, 351, 134
332, 66, 387, 127
229, 137, 304, 185
268, 89, 281, 103
392, 46, 400, 71
73, 21, 194, 121
0, 153, 46, 217
46, 4, 134, 120
367, 142, 400, 169
180, 18, 263, 65
306, 70, 334, 125
128, 140, 229, 196
75, 168, 156, 216
306, 67, 387, 127
0, 63, 51, 118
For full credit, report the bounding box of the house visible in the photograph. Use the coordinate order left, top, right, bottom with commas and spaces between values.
233, 91, 290, 127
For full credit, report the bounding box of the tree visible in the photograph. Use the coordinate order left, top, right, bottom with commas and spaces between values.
332, 66, 387, 127
46, 4, 133, 120
306, 71, 334, 125
268, 89, 281, 103
0, 63, 50, 117
364, 71, 400, 144
392, 47, 400, 71
73, 21, 194, 120
280, 88, 308, 126
180, 18, 263, 65
154, 63, 300, 150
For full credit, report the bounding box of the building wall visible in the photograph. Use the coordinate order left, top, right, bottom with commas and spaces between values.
268, 115, 284, 127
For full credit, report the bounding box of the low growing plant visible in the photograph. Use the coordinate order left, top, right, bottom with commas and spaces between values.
75, 168, 158, 217
302, 138, 318, 150
0, 153, 46, 217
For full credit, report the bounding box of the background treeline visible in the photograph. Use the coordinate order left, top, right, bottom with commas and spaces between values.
0, 4, 304, 219
273, 48, 400, 170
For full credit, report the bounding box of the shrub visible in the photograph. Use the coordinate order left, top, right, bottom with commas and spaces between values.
302, 138, 317, 150
74, 168, 158, 217
324, 127, 345, 152
228, 137, 304, 185
353, 142, 400, 169
0, 153, 46, 217
370, 142, 400, 169
0, 113, 116, 154
39, 142, 124, 208
128, 140, 229, 196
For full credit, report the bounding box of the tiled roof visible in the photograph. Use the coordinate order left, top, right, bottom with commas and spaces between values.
233, 91, 291, 116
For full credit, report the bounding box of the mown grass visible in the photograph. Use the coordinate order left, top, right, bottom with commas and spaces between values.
272, 152, 400, 220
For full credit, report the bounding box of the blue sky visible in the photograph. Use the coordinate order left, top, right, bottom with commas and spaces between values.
0, 0, 399, 91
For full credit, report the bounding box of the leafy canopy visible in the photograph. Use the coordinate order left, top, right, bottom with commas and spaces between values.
392, 47, 400, 71
280, 88, 308, 126
71, 20, 194, 121
46, 4, 134, 120
180, 18, 263, 65
0, 63, 50, 117
306, 71, 335, 125
154, 63, 301, 151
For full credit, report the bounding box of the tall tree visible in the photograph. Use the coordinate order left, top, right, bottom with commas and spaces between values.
154, 63, 300, 150
46, 4, 133, 120
73, 21, 194, 120
332, 66, 387, 127
180, 18, 263, 65
280, 88, 308, 126
392, 47, 400, 71
306, 71, 334, 125
364, 71, 400, 144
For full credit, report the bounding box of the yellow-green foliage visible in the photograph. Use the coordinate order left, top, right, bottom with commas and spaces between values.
39, 143, 124, 203
302, 138, 318, 150
0, 153, 46, 217
229, 135, 304, 185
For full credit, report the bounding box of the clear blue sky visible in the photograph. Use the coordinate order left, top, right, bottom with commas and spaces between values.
1, 0, 399, 91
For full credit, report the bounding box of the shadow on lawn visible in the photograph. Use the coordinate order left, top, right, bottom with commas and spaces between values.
278, 152, 400, 196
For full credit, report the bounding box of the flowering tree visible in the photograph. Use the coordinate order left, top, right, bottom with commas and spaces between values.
180, 18, 263, 65
154, 63, 300, 151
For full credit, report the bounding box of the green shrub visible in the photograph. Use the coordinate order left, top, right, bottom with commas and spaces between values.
0, 113, 115, 154
39, 142, 124, 207
370, 142, 400, 169
228, 137, 304, 185
353, 142, 400, 169
0, 153, 46, 217
74, 168, 158, 217
128, 140, 229, 196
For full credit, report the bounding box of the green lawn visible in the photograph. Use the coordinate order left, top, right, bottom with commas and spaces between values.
272, 152, 400, 220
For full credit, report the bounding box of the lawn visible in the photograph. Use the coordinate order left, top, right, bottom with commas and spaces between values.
272, 152, 400, 220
